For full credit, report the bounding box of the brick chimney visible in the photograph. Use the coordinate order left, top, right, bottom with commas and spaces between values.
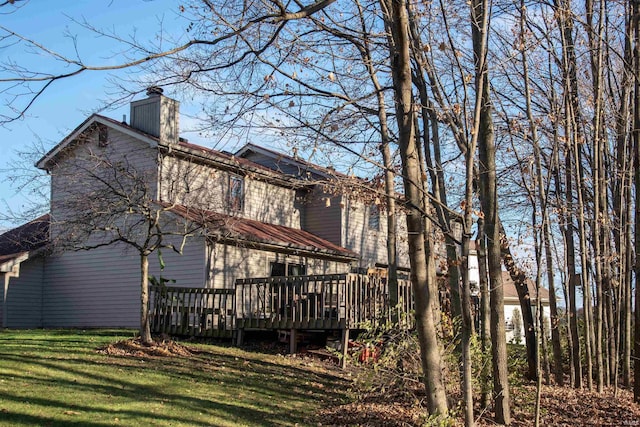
129, 86, 180, 144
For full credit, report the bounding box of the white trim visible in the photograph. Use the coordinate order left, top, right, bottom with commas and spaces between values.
1, 252, 28, 328
0, 252, 28, 273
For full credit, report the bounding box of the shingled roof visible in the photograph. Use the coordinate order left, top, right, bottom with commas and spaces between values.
0, 214, 50, 262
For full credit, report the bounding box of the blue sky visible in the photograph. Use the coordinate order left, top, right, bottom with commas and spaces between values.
0, 0, 208, 228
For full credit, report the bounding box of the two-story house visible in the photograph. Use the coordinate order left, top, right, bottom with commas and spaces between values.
0, 88, 409, 330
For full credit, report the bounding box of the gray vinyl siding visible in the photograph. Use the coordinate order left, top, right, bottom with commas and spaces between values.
43, 246, 141, 327
160, 155, 301, 228
2, 257, 44, 328
343, 199, 386, 268
49, 127, 159, 240
341, 199, 410, 270
207, 241, 350, 289
159, 155, 227, 211
395, 215, 410, 269
41, 236, 206, 328
244, 179, 301, 228
303, 187, 342, 245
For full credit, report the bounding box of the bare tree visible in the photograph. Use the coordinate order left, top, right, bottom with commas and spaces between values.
633, 0, 640, 404
43, 132, 205, 344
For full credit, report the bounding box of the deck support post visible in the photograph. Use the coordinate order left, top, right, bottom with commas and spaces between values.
236, 328, 244, 346
341, 328, 350, 369
289, 328, 297, 354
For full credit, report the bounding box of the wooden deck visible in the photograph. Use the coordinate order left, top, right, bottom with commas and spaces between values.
149, 285, 235, 338
149, 273, 413, 339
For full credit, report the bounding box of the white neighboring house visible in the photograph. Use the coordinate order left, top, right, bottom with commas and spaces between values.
502, 273, 550, 344
467, 250, 550, 344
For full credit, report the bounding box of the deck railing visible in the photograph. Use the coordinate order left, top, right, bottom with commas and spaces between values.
149, 285, 235, 338
234, 273, 414, 330
149, 274, 414, 337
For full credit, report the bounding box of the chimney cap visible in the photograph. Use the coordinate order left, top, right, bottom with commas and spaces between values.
146, 86, 164, 96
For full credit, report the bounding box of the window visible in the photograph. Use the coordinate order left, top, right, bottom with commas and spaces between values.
229, 175, 244, 211
270, 262, 306, 277
368, 204, 380, 230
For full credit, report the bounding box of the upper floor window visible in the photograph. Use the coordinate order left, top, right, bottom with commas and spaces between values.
368, 204, 380, 230
229, 175, 244, 212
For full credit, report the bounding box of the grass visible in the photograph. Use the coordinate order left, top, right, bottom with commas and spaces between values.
0, 329, 350, 427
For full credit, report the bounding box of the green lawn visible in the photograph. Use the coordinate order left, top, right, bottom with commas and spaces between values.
0, 329, 350, 427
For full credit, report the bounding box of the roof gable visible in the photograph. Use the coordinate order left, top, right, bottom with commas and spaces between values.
36, 114, 159, 171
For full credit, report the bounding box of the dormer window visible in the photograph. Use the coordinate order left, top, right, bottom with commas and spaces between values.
368, 204, 380, 231
229, 175, 244, 211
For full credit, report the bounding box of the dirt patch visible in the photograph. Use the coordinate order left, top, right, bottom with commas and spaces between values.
97, 336, 193, 358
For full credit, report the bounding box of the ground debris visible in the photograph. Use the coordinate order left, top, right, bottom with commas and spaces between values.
318, 384, 640, 426
97, 335, 193, 358
498, 385, 640, 427
318, 400, 425, 427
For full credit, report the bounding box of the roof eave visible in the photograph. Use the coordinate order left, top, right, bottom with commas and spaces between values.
209, 233, 357, 263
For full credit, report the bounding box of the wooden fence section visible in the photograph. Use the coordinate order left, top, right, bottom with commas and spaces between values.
150, 285, 235, 338
235, 274, 414, 331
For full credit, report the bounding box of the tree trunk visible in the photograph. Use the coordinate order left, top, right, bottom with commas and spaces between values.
585, 0, 606, 393
478, 218, 492, 409
414, 68, 461, 320
557, 141, 582, 388
140, 252, 152, 344
362, 23, 398, 316
380, 0, 448, 415
499, 222, 536, 381
518, 2, 563, 383
382, 140, 399, 317
461, 233, 475, 427
574, 140, 594, 391
472, 0, 510, 421
633, 0, 640, 403
612, 0, 634, 390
